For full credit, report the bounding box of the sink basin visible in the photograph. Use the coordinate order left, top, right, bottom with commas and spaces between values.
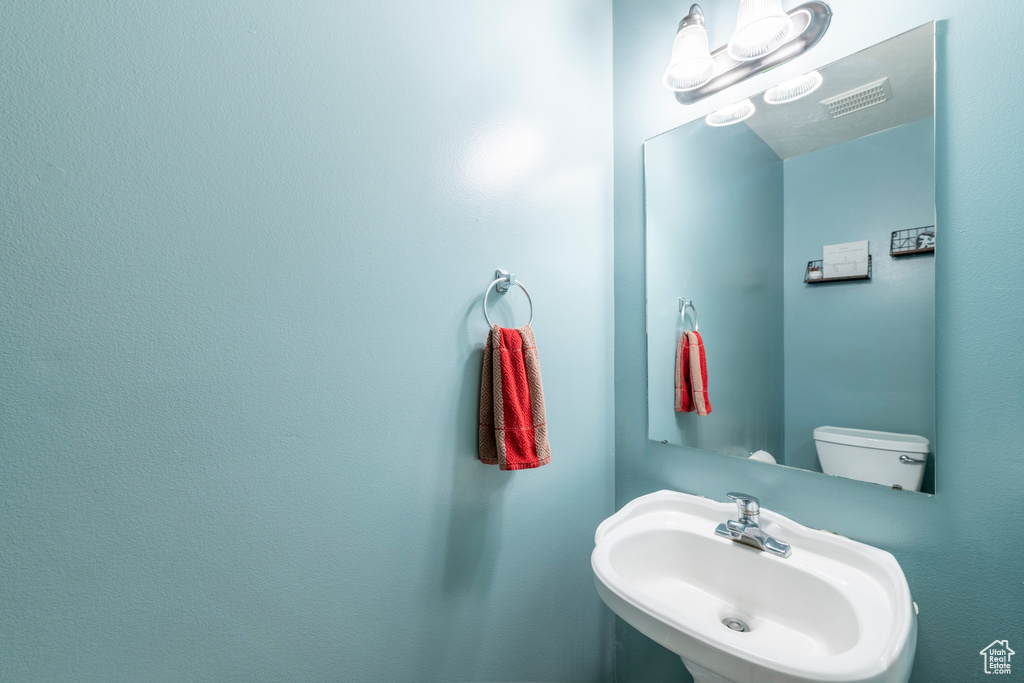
592, 491, 916, 683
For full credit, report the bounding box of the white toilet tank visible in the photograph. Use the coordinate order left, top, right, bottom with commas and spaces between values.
813, 426, 930, 492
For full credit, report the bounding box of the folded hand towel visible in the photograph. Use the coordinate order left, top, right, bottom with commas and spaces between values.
675, 330, 711, 416
479, 324, 551, 470
674, 333, 693, 413
686, 330, 712, 416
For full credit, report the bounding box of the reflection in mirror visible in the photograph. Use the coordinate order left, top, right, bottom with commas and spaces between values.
645, 23, 936, 493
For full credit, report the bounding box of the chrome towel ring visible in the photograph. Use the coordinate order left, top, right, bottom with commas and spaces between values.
484, 269, 534, 328
679, 298, 698, 332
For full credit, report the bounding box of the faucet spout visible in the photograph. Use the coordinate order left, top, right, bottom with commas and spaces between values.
714, 493, 792, 558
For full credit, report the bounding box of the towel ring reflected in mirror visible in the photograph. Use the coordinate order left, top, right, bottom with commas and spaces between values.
484, 274, 534, 328
679, 298, 698, 332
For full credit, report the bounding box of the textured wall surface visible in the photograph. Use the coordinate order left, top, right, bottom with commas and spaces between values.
646, 122, 784, 458
613, 1, 1024, 681
0, 2, 614, 681
784, 118, 936, 472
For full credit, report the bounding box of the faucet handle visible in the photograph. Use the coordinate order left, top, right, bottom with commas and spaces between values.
726, 492, 760, 519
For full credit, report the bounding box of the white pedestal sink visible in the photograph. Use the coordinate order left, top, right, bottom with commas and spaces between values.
592, 491, 916, 683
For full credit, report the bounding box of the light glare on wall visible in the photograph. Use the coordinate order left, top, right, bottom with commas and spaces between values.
465, 123, 545, 190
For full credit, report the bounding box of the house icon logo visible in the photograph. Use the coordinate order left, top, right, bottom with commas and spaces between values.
980, 640, 1014, 674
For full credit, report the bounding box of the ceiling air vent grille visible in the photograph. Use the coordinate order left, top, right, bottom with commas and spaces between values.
822, 78, 891, 119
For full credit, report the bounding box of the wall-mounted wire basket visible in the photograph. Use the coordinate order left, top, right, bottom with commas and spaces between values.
804, 255, 872, 284
890, 226, 935, 257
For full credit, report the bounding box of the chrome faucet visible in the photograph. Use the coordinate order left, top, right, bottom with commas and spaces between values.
714, 493, 792, 558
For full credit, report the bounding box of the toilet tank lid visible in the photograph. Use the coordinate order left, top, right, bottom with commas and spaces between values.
813, 426, 930, 453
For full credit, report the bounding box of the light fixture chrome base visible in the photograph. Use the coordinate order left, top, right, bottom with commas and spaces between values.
675, 1, 831, 105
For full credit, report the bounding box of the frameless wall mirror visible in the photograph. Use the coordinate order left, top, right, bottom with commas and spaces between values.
645, 23, 936, 494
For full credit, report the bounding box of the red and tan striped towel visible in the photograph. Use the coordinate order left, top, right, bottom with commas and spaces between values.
675, 330, 711, 416
479, 325, 551, 470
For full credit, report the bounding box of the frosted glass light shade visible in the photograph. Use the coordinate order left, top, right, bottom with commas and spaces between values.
727, 0, 794, 62
705, 98, 756, 126
663, 24, 716, 91
764, 70, 823, 104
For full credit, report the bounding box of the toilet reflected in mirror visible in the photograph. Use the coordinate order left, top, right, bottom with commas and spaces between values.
814, 427, 929, 492
644, 23, 936, 493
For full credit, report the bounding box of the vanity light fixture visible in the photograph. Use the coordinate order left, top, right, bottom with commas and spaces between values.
663, 5, 717, 91
728, 0, 794, 61
705, 98, 756, 127
665, 1, 831, 105
764, 69, 824, 103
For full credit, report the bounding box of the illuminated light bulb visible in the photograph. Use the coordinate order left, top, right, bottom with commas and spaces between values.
663, 5, 716, 92
727, 0, 794, 62
705, 98, 756, 126
764, 70, 824, 104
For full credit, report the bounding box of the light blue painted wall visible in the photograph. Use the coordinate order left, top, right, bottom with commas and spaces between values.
614, 1, 1024, 681
0, 2, 614, 681
783, 118, 936, 473
646, 122, 785, 458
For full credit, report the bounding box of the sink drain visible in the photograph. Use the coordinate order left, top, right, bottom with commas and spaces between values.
722, 617, 750, 632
